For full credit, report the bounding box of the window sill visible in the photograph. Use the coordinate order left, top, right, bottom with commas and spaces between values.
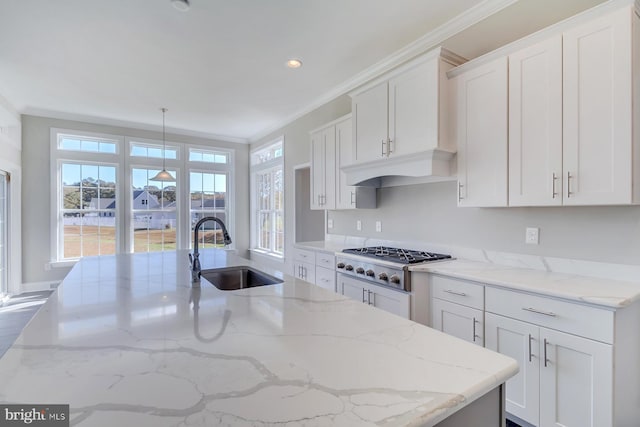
249, 248, 285, 263
47, 260, 78, 270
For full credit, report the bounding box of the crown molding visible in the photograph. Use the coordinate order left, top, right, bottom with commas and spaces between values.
248, 0, 518, 143
22, 108, 250, 144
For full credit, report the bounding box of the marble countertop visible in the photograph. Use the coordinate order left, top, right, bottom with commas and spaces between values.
410, 259, 640, 308
293, 240, 349, 254
0, 249, 517, 427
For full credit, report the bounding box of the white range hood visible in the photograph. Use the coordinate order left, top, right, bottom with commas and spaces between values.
341, 148, 457, 188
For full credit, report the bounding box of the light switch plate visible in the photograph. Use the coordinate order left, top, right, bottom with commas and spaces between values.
356, 220, 362, 231
526, 227, 539, 245
375, 221, 382, 232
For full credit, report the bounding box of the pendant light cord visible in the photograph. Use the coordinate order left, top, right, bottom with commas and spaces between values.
161, 107, 167, 170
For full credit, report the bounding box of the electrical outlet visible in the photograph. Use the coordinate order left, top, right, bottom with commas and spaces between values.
327, 219, 333, 229
356, 220, 362, 231
375, 221, 382, 232
526, 227, 539, 245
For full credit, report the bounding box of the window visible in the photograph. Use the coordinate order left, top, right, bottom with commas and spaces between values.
131, 168, 177, 253
189, 148, 228, 164
60, 163, 118, 259
251, 139, 284, 257
190, 171, 229, 248
51, 128, 234, 263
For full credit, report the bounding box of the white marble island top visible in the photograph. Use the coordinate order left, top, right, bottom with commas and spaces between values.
0, 250, 517, 426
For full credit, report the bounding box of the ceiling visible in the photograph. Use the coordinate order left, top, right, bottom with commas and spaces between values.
0, 0, 605, 143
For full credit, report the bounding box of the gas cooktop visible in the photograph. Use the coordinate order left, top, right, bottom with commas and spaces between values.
341, 246, 452, 265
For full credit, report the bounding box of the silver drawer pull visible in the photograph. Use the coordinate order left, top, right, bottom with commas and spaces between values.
444, 289, 467, 297
522, 307, 557, 317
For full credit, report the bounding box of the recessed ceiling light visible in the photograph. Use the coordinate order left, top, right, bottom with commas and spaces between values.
286, 58, 303, 69
171, 0, 190, 12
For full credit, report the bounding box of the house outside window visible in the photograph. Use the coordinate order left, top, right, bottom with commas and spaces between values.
51, 129, 234, 263
250, 139, 284, 257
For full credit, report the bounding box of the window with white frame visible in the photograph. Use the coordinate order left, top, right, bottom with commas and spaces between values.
251, 139, 284, 257
51, 128, 234, 262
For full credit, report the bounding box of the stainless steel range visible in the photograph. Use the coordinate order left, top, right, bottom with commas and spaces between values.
336, 246, 452, 292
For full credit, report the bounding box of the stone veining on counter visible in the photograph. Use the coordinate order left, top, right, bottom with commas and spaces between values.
0, 249, 516, 427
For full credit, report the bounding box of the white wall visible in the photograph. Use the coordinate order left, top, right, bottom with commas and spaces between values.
0, 95, 22, 294
328, 181, 640, 265
21, 115, 250, 285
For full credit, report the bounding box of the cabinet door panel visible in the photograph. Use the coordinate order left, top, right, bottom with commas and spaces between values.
485, 313, 540, 426
432, 298, 483, 346
315, 266, 336, 292
509, 37, 563, 206
339, 275, 366, 303
323, 127, 336, 210
456, 57, 508, 207
563, 8, 632, 205
310, 131, 324, 210
336, 118, 355, 209
369, 284, 410, 319
353, 82, 388, 163
389, 59, 438, 156
539, 328, 613, 427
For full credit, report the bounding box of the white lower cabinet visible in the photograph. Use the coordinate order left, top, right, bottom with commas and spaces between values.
339, 275, 410, 319
432, 298, 483, 346
485, 286, 615, 427
292, 246, 337, 291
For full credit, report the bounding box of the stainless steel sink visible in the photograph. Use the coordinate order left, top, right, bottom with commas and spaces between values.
200, 266, 283, 291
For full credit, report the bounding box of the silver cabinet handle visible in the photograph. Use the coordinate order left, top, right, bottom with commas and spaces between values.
381, 140, 386, 157
387, 138, 393, 156
522, 307, 557, 317
528, 334, 533, 362
543, 338, 550, 367
444, 289, 467, 297
567, 171, 573, 198
368, 290, 374, 306
350, 191, 355, 205
552, 173, 558, 199
472, 317, 477, 342
458, 182, 464, 202
362, 288, 367, 303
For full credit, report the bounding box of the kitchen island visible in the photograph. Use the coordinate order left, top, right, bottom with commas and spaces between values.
0, 250, 517, 426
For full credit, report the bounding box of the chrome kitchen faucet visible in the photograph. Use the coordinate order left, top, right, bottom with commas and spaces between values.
189, 216, 232, 284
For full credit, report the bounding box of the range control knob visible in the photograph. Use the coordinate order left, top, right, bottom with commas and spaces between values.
389, 274, 401, 284
365, 269, 375, 277
355, 267, 365, 274
378, 272, 388, 281
336, 262, 345, 269
345, 264, 354, 271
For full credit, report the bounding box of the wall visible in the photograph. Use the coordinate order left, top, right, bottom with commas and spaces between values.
328, 181, 640, 265
21, 115, 250, 285
294, 167, 324, 242
250, 95, 351, 272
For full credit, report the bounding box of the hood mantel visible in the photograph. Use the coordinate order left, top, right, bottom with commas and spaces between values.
341, 148, 457, 187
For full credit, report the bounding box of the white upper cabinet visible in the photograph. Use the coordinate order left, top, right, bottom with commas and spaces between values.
310, 115, 375, 211
508, 37, 563, 206
310, 127, 335, 210
351, 47, 463, 165
454, 3, 640, 207
562, 7, 634, 205
352, 82, 388, 163
335, 117, 376, 210
454, 57, 508, 207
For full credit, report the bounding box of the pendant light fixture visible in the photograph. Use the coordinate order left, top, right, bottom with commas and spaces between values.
151, 108, 175, 182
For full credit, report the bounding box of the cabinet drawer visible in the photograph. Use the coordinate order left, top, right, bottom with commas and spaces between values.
486, 287, 614, 344
431, 275, 484, 310
315, 266, 336, 292
293, 248, 316, 264
316, 252, 336, 268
